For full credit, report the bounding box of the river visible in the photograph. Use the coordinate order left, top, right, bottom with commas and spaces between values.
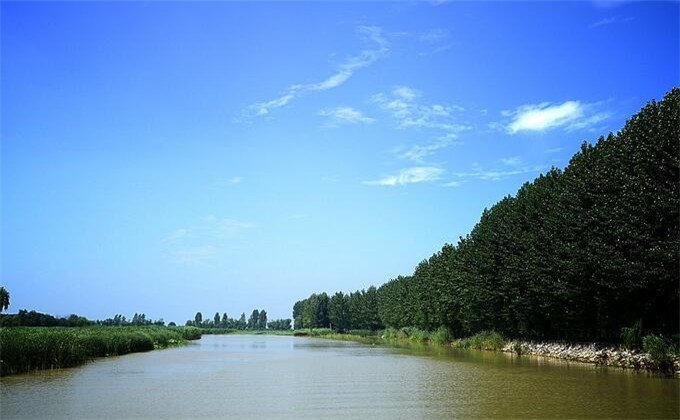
1, 335, 677, 419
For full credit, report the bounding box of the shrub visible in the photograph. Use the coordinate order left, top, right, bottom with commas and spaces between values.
431, 326, 453, 344
620, 320, 643, 350
642, 334, 677, 371
462, 331, 505, 351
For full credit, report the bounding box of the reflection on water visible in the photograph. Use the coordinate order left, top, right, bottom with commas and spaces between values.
1, 335, 677, 419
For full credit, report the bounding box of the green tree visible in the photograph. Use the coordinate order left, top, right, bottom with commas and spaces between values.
258, 310, 267, 329
248, 309, 260, 329
194, 312, 203, 327
0, 287, 9, 313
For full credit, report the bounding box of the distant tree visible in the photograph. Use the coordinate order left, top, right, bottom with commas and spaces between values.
238, 313, 247, 330
248, 309, 260, 329
293, 300, 305, 329
214, 312, 221, 328
0, 287, 9, 313
258, 310, 267, 329
268, 318, 292, 330
168, 321, 177, 327
195, 312, 203, 327
329, 292, 349, 331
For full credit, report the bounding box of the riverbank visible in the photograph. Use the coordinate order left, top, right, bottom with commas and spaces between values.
0, 326, 201, 376
500, 339, 680, 374
286, 328, 679, 376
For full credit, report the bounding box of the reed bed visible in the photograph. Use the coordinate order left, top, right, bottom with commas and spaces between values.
0, 326, 201, 376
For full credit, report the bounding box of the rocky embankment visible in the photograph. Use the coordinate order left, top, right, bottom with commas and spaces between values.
501, 340, 680, 375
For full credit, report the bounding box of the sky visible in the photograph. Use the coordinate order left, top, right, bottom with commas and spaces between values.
1, 1, 678, 324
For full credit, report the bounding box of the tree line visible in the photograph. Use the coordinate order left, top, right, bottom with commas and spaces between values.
293, 88, 679, 342
185, 310, 291, 330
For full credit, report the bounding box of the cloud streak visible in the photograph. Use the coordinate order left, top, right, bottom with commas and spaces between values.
319, 107, 374, 125
364, 166, 443, 186
244, 26, 388, 118
373, 86, 468, 132
503, 100, 611, 134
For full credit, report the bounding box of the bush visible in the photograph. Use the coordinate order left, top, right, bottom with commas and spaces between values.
431, 326, 453, 344
621, 320, 643, 350
642, 334, 677, 371
461, 331, 505, 351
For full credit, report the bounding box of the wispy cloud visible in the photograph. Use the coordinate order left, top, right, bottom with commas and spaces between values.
364, 166, 443, 186
243, 26, 388, 119
419, 28, 448, 43
372, 86, 468, 132
444, 158, 547, 183
211, 176, 244, 189
503, 100, 612, 134
589, 16, 634, 28
319, 106, 374, 126
419, 44, 455, 57
161, 216, 254, 264
399, 133, 462, 163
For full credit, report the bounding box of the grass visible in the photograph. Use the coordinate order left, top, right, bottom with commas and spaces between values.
0, 326, 201, 376
456, 331, 505, 351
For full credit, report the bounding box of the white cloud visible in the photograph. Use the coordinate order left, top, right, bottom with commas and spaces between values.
399, 133, 462, 163
373, 86, 468, 133
210, 176, 244, 189
420, 28, 448, 43
244, 26, 388, 118
500, 156, 523, 167
364, 166, 443, 186
319, 107, 374, 125
504, 100, 611, 134
393, 86, 420, 101
441, 180, 462, 188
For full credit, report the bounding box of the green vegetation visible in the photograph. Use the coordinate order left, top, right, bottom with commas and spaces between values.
185, 309, 291, 331
457, 331, 506, 351
293, 89, 679, 346
642, 334, 679, 372
621, 320, 644, 350
0, 287, 9, 313
0, 326, 201, 376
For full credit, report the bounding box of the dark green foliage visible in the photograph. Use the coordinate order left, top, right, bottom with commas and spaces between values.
621, 320, 644, 350
294, 88, 680, 343
248, 309, 260, 329
0, 310, 91, 327
296, 288, 383, 331
0, 287, 9, 312
642, 334, 678, 372
267, 318, 292, 330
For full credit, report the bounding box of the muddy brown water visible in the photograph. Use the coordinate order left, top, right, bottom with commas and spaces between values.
1, 335, 677, 419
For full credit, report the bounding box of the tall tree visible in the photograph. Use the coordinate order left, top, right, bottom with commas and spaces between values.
194, 312, 203, 327
258, 310, 267, 329
0, 287, 9, 313
248, 309, 260, 329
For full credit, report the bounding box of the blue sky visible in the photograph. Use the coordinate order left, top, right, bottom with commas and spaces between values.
1, 1, 678, 323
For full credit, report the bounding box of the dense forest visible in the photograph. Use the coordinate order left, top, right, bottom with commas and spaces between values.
294, 88, 679, 342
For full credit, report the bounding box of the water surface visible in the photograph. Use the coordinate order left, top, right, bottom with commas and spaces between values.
1, 335, 677, 419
